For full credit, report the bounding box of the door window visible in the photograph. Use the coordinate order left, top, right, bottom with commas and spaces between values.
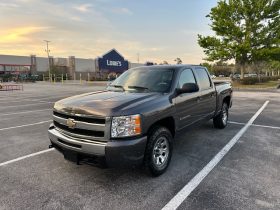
178, 69, 196, 88
195, 68, 212, 90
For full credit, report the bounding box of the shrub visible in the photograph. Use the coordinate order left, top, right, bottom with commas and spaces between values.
238, 77, 258, 85
0, 74, 13, 82
236, 76, 280, 85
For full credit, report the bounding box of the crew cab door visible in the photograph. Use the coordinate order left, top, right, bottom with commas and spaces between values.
193, 67, 216, 119
174, 68, 201, 130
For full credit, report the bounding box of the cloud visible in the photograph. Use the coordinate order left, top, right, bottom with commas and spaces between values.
0, 26, 50, 43
15, 0, 34, 2
0, 3, 19, 8
146, 47, 162, 52
0, 1, 208, 64
73, 4, 93, 13
112, 7, 133, 15
70, 16, 83, 22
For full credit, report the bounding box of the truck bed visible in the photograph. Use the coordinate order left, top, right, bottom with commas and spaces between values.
213, 81, 231, 86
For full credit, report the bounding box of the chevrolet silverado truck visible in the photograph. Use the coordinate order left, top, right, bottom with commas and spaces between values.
49, 65, 232, 176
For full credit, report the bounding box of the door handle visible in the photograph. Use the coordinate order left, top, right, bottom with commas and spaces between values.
211, 93, 215, 97
197, 96, 201, 102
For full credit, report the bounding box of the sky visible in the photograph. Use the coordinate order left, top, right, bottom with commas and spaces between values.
0, 0, 217, 64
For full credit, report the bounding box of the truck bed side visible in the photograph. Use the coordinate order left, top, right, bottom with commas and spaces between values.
214, 81, 233, 116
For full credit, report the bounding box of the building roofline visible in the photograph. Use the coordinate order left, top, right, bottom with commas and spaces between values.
96, 48, 128, 62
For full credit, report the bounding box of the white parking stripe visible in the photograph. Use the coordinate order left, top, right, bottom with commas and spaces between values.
229, 121, 280, 130
0, 120, 52, 131
252, 124, 280, 130
0, 98, 49, 104
0, 149, 55, 167
0, 109, 52, 116
228, 121, 246, 125
0, 92, 82, 102
0, 101, 53, 109
0, 96, 58, 103
162, 100, 269, 210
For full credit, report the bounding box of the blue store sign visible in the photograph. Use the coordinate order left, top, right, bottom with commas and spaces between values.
98, 49, 129, 73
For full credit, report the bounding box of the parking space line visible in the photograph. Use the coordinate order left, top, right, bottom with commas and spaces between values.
0, 92, 83, 102
162, 100, 269, 210
252, 124, 280, 130
228, 121, 246, 125
0, 120, 52, 131
0, 101, 53, 109
0, 148, 55, 167
229, 121, 280, 130
0, 109, 52, 116
0, 99, 52, 104
0, 96, 58, 104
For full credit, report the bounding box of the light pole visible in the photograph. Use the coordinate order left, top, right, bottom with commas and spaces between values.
44, 40, 51, 82
137, 52, 140, 64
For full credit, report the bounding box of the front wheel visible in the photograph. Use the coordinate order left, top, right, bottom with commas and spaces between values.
213, 103, 229, 129
144, 126, 173, 176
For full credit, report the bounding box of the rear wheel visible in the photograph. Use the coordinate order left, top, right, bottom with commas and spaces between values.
213, 103, 229, 129
144, 126, 173, 176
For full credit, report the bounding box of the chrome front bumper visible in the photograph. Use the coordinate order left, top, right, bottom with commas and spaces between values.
49, 123, 148, 167
48, 127, 106, 156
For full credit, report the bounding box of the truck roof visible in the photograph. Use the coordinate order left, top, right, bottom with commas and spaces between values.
134, 65, 205, 71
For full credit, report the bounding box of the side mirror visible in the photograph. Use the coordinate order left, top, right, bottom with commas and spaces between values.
176, 83, 199, 94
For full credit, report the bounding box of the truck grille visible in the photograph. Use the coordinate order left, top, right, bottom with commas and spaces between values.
53, 111, 105, 124
53, 111, 107, 141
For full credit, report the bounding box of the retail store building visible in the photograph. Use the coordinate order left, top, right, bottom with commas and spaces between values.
0, 49, 143, 80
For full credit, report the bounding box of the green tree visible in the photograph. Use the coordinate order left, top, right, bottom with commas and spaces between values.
268, 60, 280, 76
198, 0, 280, 79
174, 58, 182, 64
212, 62, 234, 76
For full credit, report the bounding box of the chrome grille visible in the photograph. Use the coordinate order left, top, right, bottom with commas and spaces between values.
53, 111, 107, 142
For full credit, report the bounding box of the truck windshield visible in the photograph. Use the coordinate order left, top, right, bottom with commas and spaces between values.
108, 68, 174, 93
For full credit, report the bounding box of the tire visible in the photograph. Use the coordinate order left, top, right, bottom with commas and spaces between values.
213, 103, 229, 129
144, 126, 173, 176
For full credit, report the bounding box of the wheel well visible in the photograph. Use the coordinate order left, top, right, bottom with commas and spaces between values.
223, 96, 231, 107
147, 117, 175, 137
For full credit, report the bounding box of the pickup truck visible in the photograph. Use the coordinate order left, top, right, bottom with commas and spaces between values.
49, 65, 232, 176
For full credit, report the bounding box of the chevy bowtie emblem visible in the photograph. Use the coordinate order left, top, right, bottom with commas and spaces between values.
66, 118, 76, 129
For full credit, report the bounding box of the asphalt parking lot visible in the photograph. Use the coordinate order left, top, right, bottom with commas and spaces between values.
0, 83, 279, 210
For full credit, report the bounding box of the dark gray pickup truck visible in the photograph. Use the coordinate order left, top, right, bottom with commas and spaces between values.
49, 65, 232, 176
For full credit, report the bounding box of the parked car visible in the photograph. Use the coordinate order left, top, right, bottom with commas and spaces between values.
248, 73, 257, 77
211, 75, 216, 79
232, 74, 241, 79
49, 65, 233, 176
218, 74, 225, 77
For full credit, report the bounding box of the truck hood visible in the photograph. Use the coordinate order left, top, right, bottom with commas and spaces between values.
54, 90, 162, 116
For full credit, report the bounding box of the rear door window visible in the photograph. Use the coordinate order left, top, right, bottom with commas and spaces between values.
195, 68, 212, 90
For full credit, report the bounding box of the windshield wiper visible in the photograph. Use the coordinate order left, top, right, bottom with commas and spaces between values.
109, 84, 125, 91
128, 86, 150, 91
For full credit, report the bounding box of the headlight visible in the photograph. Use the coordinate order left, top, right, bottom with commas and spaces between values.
53, 102, 64, 111
111, 114, 141, 138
